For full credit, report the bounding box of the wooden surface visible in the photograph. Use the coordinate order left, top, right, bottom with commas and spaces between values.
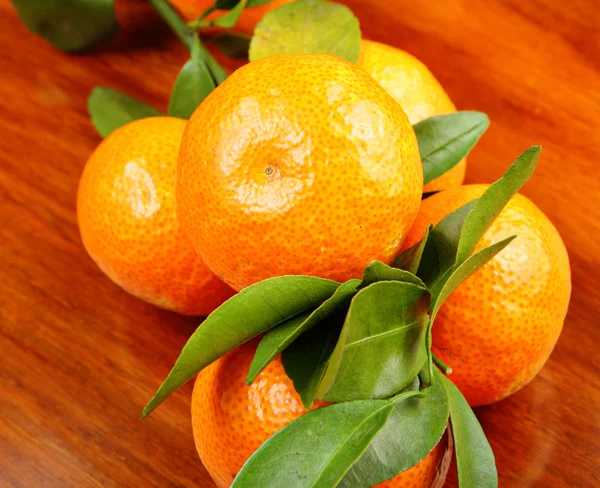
1, 0, 599, 486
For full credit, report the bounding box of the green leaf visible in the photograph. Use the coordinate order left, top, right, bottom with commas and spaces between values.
141, 276, 338, 418
247, 279, 360, 384
214, 0, 273, 8
168, 37, 216, 119
249, 0, 361, 63
208, 32, 251, 59
454, 146, 540, 265
391, 225, 431, 274
201, 0, 248, 28
441, 374, 498, 488
317, 281, 430, 402
231, 400, 395, 488
87, 87, 162, 138
11, 0, 118, 52
414, 111, 490, 185
360, 260, 425, 288
339, 370, 449, 487
282, 315, 343, 409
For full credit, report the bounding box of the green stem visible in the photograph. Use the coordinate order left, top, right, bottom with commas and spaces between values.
148, 0, 228, 84
432, 353, 453, 375
148, 0, 194, 51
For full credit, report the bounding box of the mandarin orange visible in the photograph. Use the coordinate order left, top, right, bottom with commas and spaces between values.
191, 339, 452, 488
403, 184, 571, 406
77, 117, 235, 316
357, 40, 465, 193
177, 54, 423, 291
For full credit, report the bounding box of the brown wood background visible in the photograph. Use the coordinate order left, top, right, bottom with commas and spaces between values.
1, 0, 599, 486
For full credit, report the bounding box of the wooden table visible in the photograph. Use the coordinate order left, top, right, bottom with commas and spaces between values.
1, 0, 599, 486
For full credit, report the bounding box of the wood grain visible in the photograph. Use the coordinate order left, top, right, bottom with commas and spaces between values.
1, 0, 599, 487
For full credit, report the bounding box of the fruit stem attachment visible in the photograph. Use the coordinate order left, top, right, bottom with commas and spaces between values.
432, 353, 453, 375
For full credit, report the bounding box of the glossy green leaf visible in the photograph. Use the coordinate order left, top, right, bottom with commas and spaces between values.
340, 370, 449, 487
360, 260, 425, 288
249, 0, 361, 63
247, 279, 360, 384
441, 374, 498, 488
414, 111, 490, 185
209, 32, 251, 59
231, 400, 394, 488
282, 315, 343, 409
87, 87, 162, 138
455, 146, 540, 265
392, 225, 431, 275
202, 0, 248, 28
168, 37, 216, 119
142, 276, 338, 418
317, 281, 430, 402
11, 0, 118, 52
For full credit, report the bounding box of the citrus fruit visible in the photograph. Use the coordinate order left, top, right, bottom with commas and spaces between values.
77, 117, 235, 316
191, 339, 452, 488
403, 184, 571, 406
169, 0, 292, 35
357, 40, 465, 193
177, 54, 423, 291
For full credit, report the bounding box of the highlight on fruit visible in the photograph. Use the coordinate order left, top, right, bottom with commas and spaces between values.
15, 0, 572, 486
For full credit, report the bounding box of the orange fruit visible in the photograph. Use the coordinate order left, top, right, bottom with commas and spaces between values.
357, 40, 465, 193
192, 339, 452, 488
177, 54, 423, 291
403, 184, 571, 406
77, 117, 235, 316
169, 0, 292, 35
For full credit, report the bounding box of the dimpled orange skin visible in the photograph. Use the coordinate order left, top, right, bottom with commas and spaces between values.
192, 339, 451, 488
403, 185, 571, 406
178, 54, 423, 291
168, 0, 292, 35
77, 117, 235, 316
357, 40, 466, 193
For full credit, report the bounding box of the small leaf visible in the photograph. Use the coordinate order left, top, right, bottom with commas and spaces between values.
201, 0, 247, 28
360, 260, 425, 288
339, 370, 449, 487
249, 0, 361, 63
441, 374, 498, 488
168, 37, 216, 119
282, 315, 343, 409
231, 400, 395, 488
391, 225, 431, 274
87, 87, 162, 138
414, 111, 490, 185
142, 276, 338, 418
455, 146, 540, 265
317, 281, 430, 402
208, 32, 251, 59
247, 279, 360, 384
11, 0, 118, 52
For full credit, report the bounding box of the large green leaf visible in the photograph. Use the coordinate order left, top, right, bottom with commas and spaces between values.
11, 0, 118, 52
168, 36, 216, 119
317, 281, 430, 402
339, 370, 449, 487
282, 314, 344, 409
391, 225, 431, 275
414, 111, 490, 185
360, 260, 425, 288
142, 276, 338, 418
441, 375, 498, 487
246, 279, 360, 384
249, 0, 361, 63
231, 400, 395, 488
454, 146, 540, 265
87, 87, 162, 138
